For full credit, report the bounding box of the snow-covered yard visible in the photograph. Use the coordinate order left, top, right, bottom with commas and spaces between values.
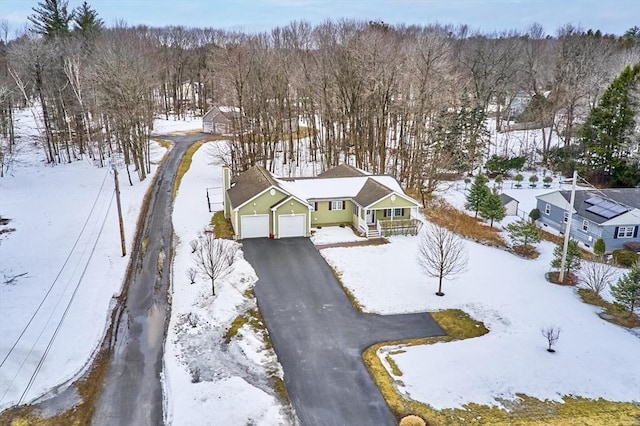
0, 110, 290, 424
163, 141, 294, 425
0, 110, 173, 409
319, 225, 640, 410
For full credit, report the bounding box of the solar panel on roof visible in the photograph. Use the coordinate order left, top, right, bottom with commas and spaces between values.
599, 200, 617, 210
586, 205, 606, 215
600, 209, 619, 219
610, 205, 628, 214
585, 197, 603, 205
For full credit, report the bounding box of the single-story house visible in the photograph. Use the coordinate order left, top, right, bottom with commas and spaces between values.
202, 106, 241, 134
223, 164, 422, 239
500, 193, 519, 216
536, 188, 640, 251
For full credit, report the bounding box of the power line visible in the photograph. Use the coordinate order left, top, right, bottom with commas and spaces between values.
0, 168, 110, 370
19, 191, 115, 404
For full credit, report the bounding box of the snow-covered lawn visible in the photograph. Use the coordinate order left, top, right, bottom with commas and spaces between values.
310, 226, 367, 245
0, 110, 185, 409
163, 141, 292, 425
320, 234, 640, 409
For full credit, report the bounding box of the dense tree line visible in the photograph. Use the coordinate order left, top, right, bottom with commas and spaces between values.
0, 1, 639, 187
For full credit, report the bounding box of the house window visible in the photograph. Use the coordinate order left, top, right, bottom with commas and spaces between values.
330, 200, 345, 211
563, 212, 568, 223
353, 204, 359, 215
313, 202, 318, 211
617, 226, 635, 238
544, 204, 551, 215
384, 208, 405, 218
582, 220, 589, 232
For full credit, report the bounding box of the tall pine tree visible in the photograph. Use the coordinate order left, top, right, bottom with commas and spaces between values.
28, 0, 74, 38
579, 63, 640, 187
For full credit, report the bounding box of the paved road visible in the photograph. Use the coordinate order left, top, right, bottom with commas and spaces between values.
243, 238, 444, 426
91, 133, 204, 426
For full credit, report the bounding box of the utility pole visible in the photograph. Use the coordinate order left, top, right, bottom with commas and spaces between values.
112, 164, 126, 257
559, 170, 578, 283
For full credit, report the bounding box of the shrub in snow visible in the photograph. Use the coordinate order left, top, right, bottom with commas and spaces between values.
541, 326, 561, 353
579, 262, 616, 296
612, 249, 639, 267
399, 414, 426, 426
191, 366, 201, 383
529, 208, 540, 223
186, 267, 197, 284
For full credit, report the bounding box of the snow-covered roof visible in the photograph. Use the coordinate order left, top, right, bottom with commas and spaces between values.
218, 106, 240, 113
277, 175, 404, 201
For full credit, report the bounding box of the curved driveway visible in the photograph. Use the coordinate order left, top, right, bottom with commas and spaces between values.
243, 238, 444, 426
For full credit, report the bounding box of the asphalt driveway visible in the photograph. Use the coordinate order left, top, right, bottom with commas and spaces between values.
243, 238, 444, 426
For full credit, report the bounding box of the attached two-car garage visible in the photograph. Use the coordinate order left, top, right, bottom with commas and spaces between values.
239, 214, 307, 239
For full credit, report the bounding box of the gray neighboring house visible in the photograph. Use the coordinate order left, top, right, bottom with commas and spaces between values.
202, 106, 240, 134
536, 188, 640, 251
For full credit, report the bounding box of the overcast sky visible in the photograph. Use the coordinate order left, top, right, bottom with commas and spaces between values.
1, 0, 638, 37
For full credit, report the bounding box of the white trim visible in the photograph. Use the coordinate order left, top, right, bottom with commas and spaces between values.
363, 191, 421, 210
544, 203, 551, 215
617, 226, 635, 238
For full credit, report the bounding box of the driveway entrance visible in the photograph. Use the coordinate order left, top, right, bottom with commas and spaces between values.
243, 238, 444, 426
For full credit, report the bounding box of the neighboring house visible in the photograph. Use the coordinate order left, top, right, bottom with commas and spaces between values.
500, 193, 519, 216
202, 106, 241, 134
223, 164, 422, 240
536, 189, 640, 251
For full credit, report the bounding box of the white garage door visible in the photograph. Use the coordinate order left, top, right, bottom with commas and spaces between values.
278, 214, 306, 238
241, 215, 269, 239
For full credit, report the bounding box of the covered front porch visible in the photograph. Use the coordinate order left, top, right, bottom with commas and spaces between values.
357, 207, 422, 238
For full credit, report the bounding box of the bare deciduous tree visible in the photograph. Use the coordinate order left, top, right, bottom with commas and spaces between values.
186, 267, 197, 284
579, 261, 616, 296
541, 326, 561, 353
417, 223, 468, 296
189, 239, 198, 253
192, 229, 236, 295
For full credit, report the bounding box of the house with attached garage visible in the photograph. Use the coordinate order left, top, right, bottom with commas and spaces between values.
223, 164, 422, 240
535, 188, 640, 251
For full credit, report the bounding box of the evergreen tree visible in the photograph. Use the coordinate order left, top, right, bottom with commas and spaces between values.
593, 238, 606, 258
579, 63, 640, 187
610, 262, 640, 313
551, 239, 582, 278
479, 189, 506, 227
73, 2, 103, 36
506, 220, 542, 252
465, 174, 490, 218
28, 0, 74, 38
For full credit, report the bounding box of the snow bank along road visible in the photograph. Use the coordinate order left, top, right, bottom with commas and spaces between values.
243, 238, 445, 426
91, 134, 203, 426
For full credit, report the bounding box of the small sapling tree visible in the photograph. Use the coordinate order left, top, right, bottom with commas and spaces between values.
189, 239, 199, 254
579, 261, 616, 296
541, 326, 561, 352
465, 174, 490, 218
192, 229, 236, 295
529, 208, 540, 223
417, 223, 468, 296
610, 261, 640, 314
593, 238, 606, 259
551, 239, 582, 282
479, 189, 506, 227
514, 173, 524, 188
528, 175, 539, 187
186, 267, 198, 284
506, 219, 542, 256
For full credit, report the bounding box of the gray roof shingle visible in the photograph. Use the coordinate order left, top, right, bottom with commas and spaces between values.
316, 164, 368, 178
353, 178, 394, 207
559, 188, 640, 224
227, 166, 281, 208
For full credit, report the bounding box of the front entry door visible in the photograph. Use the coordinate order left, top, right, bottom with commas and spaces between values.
366, 209, 375, 225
